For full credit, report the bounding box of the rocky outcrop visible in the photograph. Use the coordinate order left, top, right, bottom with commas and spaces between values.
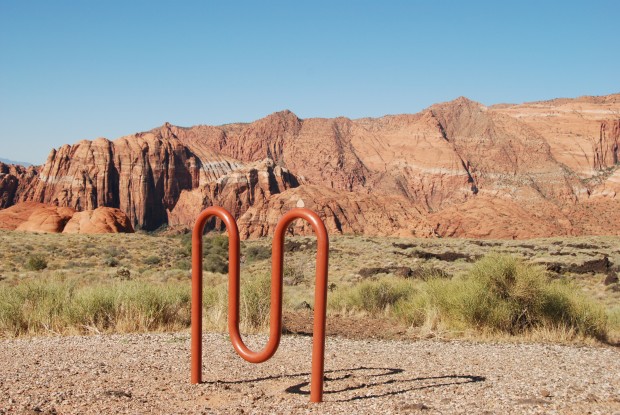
5, 135, 240, 230
490, 94, 620, 178
0, 202, 75, 232
0, 163, 39, 208
236, 185, 436, 239
592, 119, 620, 171
63, 207, 134, 234
0, 167, 19, 208
0, 202, 133, 234
168, 158, 300, 229
2, 93, 620, 239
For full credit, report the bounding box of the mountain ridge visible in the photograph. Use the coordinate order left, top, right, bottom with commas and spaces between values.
1, 93, 619, 239
0, 157, 32, 167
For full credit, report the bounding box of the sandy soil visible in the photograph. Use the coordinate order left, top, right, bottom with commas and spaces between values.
1, 332, 619, 415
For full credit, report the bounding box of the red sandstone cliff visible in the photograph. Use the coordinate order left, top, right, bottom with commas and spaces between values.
1, 93, 619, 238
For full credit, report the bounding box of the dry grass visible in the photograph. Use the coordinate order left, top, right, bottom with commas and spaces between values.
0, 230, 618, 343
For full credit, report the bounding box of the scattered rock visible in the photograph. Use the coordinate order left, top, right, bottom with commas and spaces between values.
569, 257, 611, 274
566, 243, 600, 250
604, 272, 619, 285
294, 301, 312, 310
408, 250, 476, 262
104, 390, 132, 398
358, 267, 393, 278
516, 398, 550, 405
399, 402, 430, 411
392, 242, 417, 250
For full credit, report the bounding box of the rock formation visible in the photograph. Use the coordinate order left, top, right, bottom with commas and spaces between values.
0, 163, 39, 208
1, 93, 619, 239
0, 202, 133, 234
62, 207, 134, 234
167, 158, 300, 229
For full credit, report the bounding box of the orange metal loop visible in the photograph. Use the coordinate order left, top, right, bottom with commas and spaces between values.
191, 206, 329, 403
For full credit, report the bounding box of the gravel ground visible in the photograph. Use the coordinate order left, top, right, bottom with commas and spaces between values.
1, 333, 619, 414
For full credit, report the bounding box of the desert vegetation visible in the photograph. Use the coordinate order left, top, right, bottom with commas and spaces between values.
0, 230, 618, 343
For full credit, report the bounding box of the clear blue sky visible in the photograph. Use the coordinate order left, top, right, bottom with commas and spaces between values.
1, 0, 618, 165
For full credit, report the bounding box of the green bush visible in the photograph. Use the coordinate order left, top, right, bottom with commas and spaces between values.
283, 264, 305, 285
328, 254, 609, 341
240, 274, 272, 329
203, 253, 228, 274
204, 235, 229, 259
0, 277, 191, 336
143, 255, 161, 265
174, 258, 191, 270
423, 254, 608, 339
198, 273, 272, 331
25, 254, 48, 271
103, 257, 119, 267
245, 245, 271, 262
329, 277, 417, 314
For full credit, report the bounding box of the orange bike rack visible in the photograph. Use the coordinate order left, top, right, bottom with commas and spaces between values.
191, 206, 329, 403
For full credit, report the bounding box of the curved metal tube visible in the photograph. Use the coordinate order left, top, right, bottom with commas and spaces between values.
191, 206, 329, 403
191, 206, 239, 384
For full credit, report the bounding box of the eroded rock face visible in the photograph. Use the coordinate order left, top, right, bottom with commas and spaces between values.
236, 184, 436, 239
0, 163, 39, 208
62, 207, 134, 234
5, 135, 240, 230
0, 202, 133, 234
593, 119, 620, 171
0, 202, 75, 232
167, 158, 300, 229
490, 94, 620, 177
2, 93, 620, 239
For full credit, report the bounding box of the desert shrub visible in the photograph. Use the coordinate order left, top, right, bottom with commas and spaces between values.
0, 285, 27, 335
179, 233, 230, 273
283, 263, 305, 285
423, 254, 608, 339
245, 245, 271, 262
194, 274, 272, 331
103, 257, 119, 267
102, 246, 123, 258
0, 278, 192, 336
608, 306, 620, 339
114, 282, 191, 330
204, 234, 229, 256
179, 233, 193, 256
68, 281, 191, 332
0, 278, 76, 335
240, 274, 272, 330
393, 291, 430, 327
115, 267, 131, 280
541, 282, 607, 340
25, 254, 48, 271
174, 258, 192, 270
203, 253, 228, 274
143, 255, 161, 265
69, 286, 117, 329
186, 234, 229, 274
329, 277, 417, 314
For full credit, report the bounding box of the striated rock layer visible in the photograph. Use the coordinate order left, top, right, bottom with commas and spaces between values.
1, 93, 620, 239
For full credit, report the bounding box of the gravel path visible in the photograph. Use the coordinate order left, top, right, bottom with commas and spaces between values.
1, 333, 619, 414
